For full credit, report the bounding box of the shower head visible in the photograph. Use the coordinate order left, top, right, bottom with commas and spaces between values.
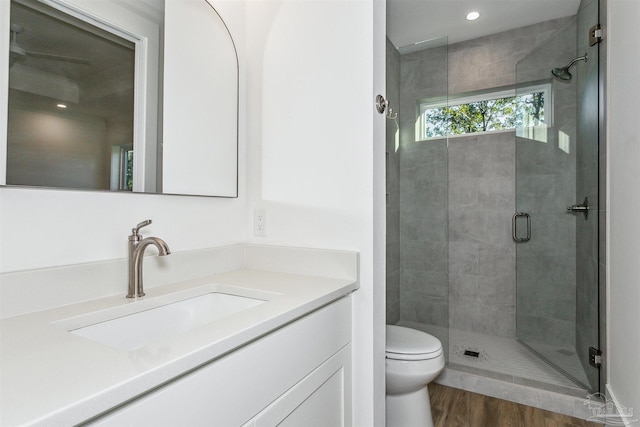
551, 53, 588, 81
551, 67, 573, 81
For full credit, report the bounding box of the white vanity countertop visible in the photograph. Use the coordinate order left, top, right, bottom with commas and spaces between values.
0, 269, 357, 426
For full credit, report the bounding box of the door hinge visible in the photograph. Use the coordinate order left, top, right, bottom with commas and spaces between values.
590, 24, 603, 46
589, 347, 602, 368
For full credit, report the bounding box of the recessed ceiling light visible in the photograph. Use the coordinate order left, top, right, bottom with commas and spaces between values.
466, 11, 480, 21
56, 103, 67, 109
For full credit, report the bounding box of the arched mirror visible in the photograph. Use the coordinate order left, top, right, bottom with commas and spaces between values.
1, 0, 238, 197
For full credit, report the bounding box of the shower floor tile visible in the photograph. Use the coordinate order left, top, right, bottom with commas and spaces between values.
396, 321, 589, 393
525, 341, 592, 388
449, 329, 587, 390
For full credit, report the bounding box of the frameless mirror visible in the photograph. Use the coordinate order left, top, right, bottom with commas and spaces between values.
1, 0, 238, 197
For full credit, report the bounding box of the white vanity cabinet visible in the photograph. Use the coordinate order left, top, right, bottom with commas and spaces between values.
85, 297, 352, 427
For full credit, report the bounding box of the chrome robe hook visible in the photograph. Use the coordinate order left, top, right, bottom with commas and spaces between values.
375, 94, 398, 120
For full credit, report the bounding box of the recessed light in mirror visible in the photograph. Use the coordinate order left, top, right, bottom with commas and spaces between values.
56, 103, 67, 109
466, 11, 480, 21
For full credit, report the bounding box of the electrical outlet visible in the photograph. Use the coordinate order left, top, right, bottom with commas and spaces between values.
254, 209, 266, 236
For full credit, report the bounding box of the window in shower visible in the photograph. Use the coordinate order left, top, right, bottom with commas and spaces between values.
416, 83, 551, 140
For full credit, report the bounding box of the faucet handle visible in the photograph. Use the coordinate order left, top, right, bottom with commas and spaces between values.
132, 219, 152, 236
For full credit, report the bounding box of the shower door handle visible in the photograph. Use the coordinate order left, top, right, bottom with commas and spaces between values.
512, 212, 531, 242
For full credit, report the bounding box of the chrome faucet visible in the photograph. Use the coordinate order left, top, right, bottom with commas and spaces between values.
127, 220, 171, 298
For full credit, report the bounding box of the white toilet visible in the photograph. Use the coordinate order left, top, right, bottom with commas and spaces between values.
386, 325, 445, 427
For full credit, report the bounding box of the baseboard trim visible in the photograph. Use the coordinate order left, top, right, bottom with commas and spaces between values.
603, 385, 638, 427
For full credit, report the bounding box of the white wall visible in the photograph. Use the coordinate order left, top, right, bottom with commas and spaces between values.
243, 1, 385, 425
606, 0, 640, 420
0, 0, 386, 425
372, 1, 387, 423
0, 188, 247, 272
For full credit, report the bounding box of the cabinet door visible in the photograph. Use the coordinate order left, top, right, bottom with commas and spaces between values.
85, 297, 351, 426
251, 344, 351, 427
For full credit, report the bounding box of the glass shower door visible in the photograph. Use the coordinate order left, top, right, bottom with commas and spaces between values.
514, 0, 600, 392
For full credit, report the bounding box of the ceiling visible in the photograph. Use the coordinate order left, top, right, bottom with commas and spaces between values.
387, 0, 581, 50
9, 0, 137, 120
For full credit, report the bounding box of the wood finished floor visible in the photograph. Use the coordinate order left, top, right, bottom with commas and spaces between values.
428, 383, 603, 427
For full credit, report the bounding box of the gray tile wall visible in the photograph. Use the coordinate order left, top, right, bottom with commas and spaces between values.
448, 131, 516, 337
394, 17, 587, 343
399, 139, 449, 327
448, 18, 573, 94
445, 19, 569, 337
386, 37, 401, 324
515, 17, 578, 348
397, 38, 449, 329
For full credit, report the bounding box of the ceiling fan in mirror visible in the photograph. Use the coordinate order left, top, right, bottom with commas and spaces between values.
9, 23, 90, 67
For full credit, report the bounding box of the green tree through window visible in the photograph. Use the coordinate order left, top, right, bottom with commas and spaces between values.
125, 150, 134, 190
422, 92, 545, 139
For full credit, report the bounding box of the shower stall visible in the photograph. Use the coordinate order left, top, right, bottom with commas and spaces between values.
386, 0, 603, 399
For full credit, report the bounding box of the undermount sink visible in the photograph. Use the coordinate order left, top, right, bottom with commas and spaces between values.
69, 292, 266, 351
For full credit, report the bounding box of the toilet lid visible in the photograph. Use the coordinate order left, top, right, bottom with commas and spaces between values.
386, 325, 442, 360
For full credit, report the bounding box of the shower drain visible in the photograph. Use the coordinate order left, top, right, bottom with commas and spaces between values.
452, 344, 489, 362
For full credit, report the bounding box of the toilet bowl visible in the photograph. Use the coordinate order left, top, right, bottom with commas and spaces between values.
386, 325, 445, 427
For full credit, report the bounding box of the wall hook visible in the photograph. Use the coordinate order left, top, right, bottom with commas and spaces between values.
375, 94, 398, 120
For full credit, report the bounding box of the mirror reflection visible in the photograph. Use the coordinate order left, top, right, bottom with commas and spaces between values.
3, 0, 239, 197
8, 0, 136, 191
